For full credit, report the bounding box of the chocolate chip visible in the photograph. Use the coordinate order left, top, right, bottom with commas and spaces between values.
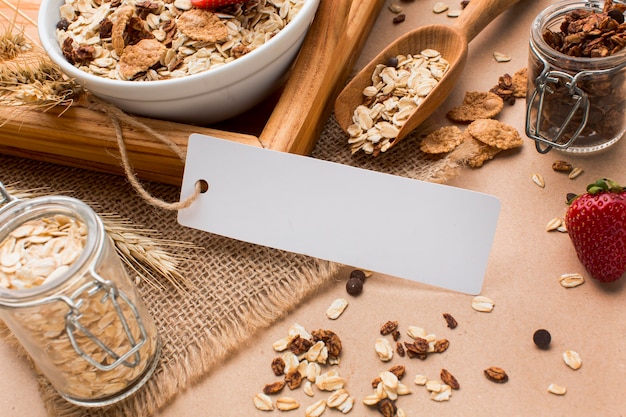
56, 18, 70, 31
385, 56, 399, 68
608, 9, 624, 24
533, 329, 552, 349
349, 269, 366, 282
346, 278, 363, 296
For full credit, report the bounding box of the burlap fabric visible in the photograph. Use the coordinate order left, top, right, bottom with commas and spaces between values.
0, 114, 460, 416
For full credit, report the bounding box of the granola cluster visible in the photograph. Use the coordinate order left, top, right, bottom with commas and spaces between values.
542, 0, 626, 58
530, 0, 626, 149
55, 0, 304, 81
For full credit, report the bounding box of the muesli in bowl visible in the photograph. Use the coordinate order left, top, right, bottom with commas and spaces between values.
38, 0, 319, 124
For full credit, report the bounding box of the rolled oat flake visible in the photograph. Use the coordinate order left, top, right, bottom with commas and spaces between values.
0, 183, 160, 407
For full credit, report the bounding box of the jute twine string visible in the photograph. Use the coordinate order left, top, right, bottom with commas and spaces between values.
87, 95, 201, 211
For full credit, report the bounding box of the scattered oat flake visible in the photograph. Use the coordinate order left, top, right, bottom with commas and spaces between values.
548, 383, 567, 395
493, 51, 511, 62
326, 298, 349, 320
546, 217, 563, 232
563, 350, 582, 370
253, 392, 274, 411
447, 9, 462, 17
471, 295, 495, 312
433, 2, 449, 13
559, 273, 585, 288
389, 3, 403, 13
532, 173, 545, 188
569, 167, 584, 179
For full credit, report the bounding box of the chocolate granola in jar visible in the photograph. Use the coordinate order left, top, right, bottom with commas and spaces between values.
526, 0, 626, 153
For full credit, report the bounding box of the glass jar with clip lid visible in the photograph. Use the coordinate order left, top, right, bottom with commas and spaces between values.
525, 0, 626, 154
0, 183, 160, 407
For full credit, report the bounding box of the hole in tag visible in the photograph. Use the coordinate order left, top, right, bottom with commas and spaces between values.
196, 179, 209, 193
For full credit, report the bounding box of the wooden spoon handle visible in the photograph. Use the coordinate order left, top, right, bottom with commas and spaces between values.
454, 0, 522, 43
258, 0, 352, 154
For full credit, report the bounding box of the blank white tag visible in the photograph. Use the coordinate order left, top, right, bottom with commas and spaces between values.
178, 134, 500, 294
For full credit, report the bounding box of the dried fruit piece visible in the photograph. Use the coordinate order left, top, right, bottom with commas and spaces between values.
563, 350, 582, 370
471, 295, 495, 312
440, 369, 460, 389
552, 160, 573, 172
263, 380, 285, 395
434, 339, 450, 353
443, 313, 458, 329
484, 366, 508, 383
559, 273, 585, 288
377, 398, 397, 417
392, 13, 406, 24
548, 383, 567, 395
380, 320, 399, 335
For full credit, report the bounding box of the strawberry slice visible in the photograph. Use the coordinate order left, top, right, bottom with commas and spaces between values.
191, 0, 249, 9
564, 178, 626, 282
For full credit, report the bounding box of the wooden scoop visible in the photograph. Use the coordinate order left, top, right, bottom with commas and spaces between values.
334, 0, 522, 153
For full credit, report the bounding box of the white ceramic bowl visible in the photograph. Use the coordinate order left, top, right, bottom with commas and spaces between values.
38, 0, 319, 125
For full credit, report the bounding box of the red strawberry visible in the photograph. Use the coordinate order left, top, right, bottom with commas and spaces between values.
191, 0, 249, 9
564, 178, 626, 282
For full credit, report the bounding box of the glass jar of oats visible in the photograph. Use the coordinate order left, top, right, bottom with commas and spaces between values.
0, 184, 160, 407
526, 0, 626, 153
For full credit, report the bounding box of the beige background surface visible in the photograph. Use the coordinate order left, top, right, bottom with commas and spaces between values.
1, 0, 625, 416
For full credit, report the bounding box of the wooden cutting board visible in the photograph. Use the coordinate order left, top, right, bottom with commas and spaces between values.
0, 0, 384, 185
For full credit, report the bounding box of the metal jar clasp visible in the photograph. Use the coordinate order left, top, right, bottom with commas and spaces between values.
525, 69, 590, 154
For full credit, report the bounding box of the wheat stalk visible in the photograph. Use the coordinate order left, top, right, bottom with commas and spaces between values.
2, 184, 196, 293
0, 26, 83, 116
